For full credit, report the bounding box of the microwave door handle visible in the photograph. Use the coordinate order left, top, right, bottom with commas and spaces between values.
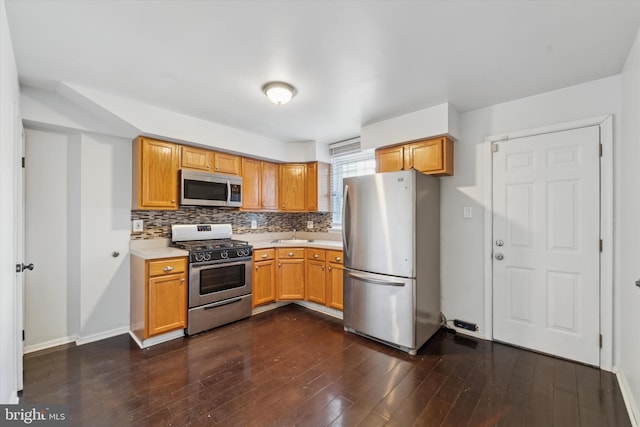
227, 180, 231, 206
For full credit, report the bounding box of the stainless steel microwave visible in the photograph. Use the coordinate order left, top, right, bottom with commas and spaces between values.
180, 169, 242, 207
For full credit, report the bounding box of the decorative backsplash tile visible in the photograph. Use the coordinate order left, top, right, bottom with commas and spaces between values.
131, 207, 332, 240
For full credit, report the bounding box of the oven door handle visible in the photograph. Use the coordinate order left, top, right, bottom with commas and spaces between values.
203, 298, 242, 310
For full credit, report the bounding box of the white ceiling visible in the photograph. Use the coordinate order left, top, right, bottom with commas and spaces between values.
5, 1, 640, 144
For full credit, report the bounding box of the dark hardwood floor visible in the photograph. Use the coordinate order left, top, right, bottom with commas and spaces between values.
21, 305, 630, 426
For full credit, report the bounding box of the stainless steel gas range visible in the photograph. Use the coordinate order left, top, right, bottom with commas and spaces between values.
171, 223, 252, 335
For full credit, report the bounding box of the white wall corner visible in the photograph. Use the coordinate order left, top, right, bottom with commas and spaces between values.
360, 102, 455, 150
616, 368, 640, 427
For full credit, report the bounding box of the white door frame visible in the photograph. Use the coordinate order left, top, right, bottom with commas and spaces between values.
483, 114, 613, 371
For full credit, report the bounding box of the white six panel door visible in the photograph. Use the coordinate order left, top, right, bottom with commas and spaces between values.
492, 125, 600, 366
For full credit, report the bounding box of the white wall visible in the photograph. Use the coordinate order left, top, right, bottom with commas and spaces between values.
23, 128, 131, 350
619, 28, 640, 424
440, 76, 621, 337
0, 0, 21, 404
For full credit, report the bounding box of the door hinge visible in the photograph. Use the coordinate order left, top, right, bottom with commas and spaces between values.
491, 143, 499, 153
599, 144, 603, 157
600, 239, 603, 252
22, 330, 25, 341
599, 334, 603, 348
21, 157, 25, 168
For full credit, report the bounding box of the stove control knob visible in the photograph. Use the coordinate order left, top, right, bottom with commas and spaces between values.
221, 250, 228, 259
203, 252, 211, 261
194, 253, 204, 262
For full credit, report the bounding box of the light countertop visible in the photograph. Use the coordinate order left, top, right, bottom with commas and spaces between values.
130, 245, 189, 260
250, 240, 343, 250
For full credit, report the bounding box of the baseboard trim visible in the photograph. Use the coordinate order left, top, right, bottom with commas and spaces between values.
76, 326, 130, 346
294, 301, 343, 320
129, 329, 185, 349
24, 335, 76, 354
615, 368, 639, 427
252, 301, 292, 316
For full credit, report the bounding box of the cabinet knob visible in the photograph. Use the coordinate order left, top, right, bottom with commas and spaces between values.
215, 166, 219, 171
321, 266, 324, 271
256, 266, 259, 271
288, 252, 294, 257
328, 266, 332, 271
171, 199, 176, 203
335, 257, 341, 262
261, 254, 268, 258
180, 278, 185, 283
163, 266, 175, 272
282, 204, 285, 208
313, 254, 318, 258
278, 263, 282, 267
207, 165, 211, 169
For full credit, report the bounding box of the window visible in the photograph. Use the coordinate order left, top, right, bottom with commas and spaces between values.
330, 139, 376, 227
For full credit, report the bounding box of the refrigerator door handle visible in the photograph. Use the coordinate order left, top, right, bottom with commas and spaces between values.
342, 184, 350, 254
347, 271, 405, 287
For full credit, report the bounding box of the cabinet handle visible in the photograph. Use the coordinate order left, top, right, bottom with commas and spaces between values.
278, 263, 282, 267
313, 254, 318, 258
328, 266, 332, 271
288, 252, 294, 257
163, 266, 175, 272
256, 266, 259, 271
335, 257, 341, 262
261, 254, 268, 258
179, 278, 185, 283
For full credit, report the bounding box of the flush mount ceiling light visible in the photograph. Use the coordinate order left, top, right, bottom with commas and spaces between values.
262, 81, 297, 105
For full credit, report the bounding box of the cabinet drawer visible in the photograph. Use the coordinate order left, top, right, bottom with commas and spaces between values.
254, 248, 275, 261
277, 248, 305, 259
148, 258, 187, 277
306, 248, 326, 261
326, 250, 343, 264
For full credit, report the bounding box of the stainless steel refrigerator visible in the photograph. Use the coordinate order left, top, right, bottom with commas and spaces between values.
342, 169, 440, 355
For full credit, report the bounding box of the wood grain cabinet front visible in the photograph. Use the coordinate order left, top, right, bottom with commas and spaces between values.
253, 249, 276, 307
130, 256, 188, 342
326, 250, 344, 310
132, 137, 180, 210
305, 249, 326, 304
276, 248, 305, 299
241, 158, 279, 211
375, 136, 454, 176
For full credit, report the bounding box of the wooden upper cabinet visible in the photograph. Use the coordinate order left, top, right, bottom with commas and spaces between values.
279, 164, 306, 211
180, 145, 241, 175
241, 158, 261, 210
181, 145, 212, 171
241, 158, 279, 211
132, 136, 180, 210
213, 152, 241, 175
405, 137, 454, 176
376, 145, 405, 173
306, 162, 330, 212
375, 136, 454, 176
261, 161, 279, 210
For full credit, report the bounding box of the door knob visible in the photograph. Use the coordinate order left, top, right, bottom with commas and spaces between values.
495, 239, 504, 247
494, 253, 504, 260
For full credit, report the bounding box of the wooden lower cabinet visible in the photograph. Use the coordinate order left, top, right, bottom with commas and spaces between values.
326, 250, 344, 310
130, 255, 187, 342
253, 249, 276, 307
306, 260, 326, 304
277, 248, 305, 300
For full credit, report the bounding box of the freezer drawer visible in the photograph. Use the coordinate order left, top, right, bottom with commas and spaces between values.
343, 269, 415, 350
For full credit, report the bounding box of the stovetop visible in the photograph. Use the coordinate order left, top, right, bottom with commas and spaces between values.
172, 239, 252, 263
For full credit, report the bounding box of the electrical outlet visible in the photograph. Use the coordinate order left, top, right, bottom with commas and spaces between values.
463, 207, 472, 218
132, 220, 143, 232
307, 220, 314, 229
250, 220, 257, 229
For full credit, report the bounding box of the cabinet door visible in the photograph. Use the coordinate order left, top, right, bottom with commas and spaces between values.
279, 164, 306, 211
306, 162, 318, 211
214, 152, 241, 175
327, 262, 344, 310
277, 259, 305, 299
376, 145, 405, 173
135, 137, 179, 210
260, 161, 279, 210
406, 137, 454, 175
253, 259, 276, 306
241, 158, 261, 210
181, 145, 212, 171
147, 273, 187, 337
306, 259, 326, 304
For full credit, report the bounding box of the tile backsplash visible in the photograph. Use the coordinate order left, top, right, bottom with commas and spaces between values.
131, 207, 332, 240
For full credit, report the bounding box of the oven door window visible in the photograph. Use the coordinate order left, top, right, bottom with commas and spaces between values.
200, 264, 246, 295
